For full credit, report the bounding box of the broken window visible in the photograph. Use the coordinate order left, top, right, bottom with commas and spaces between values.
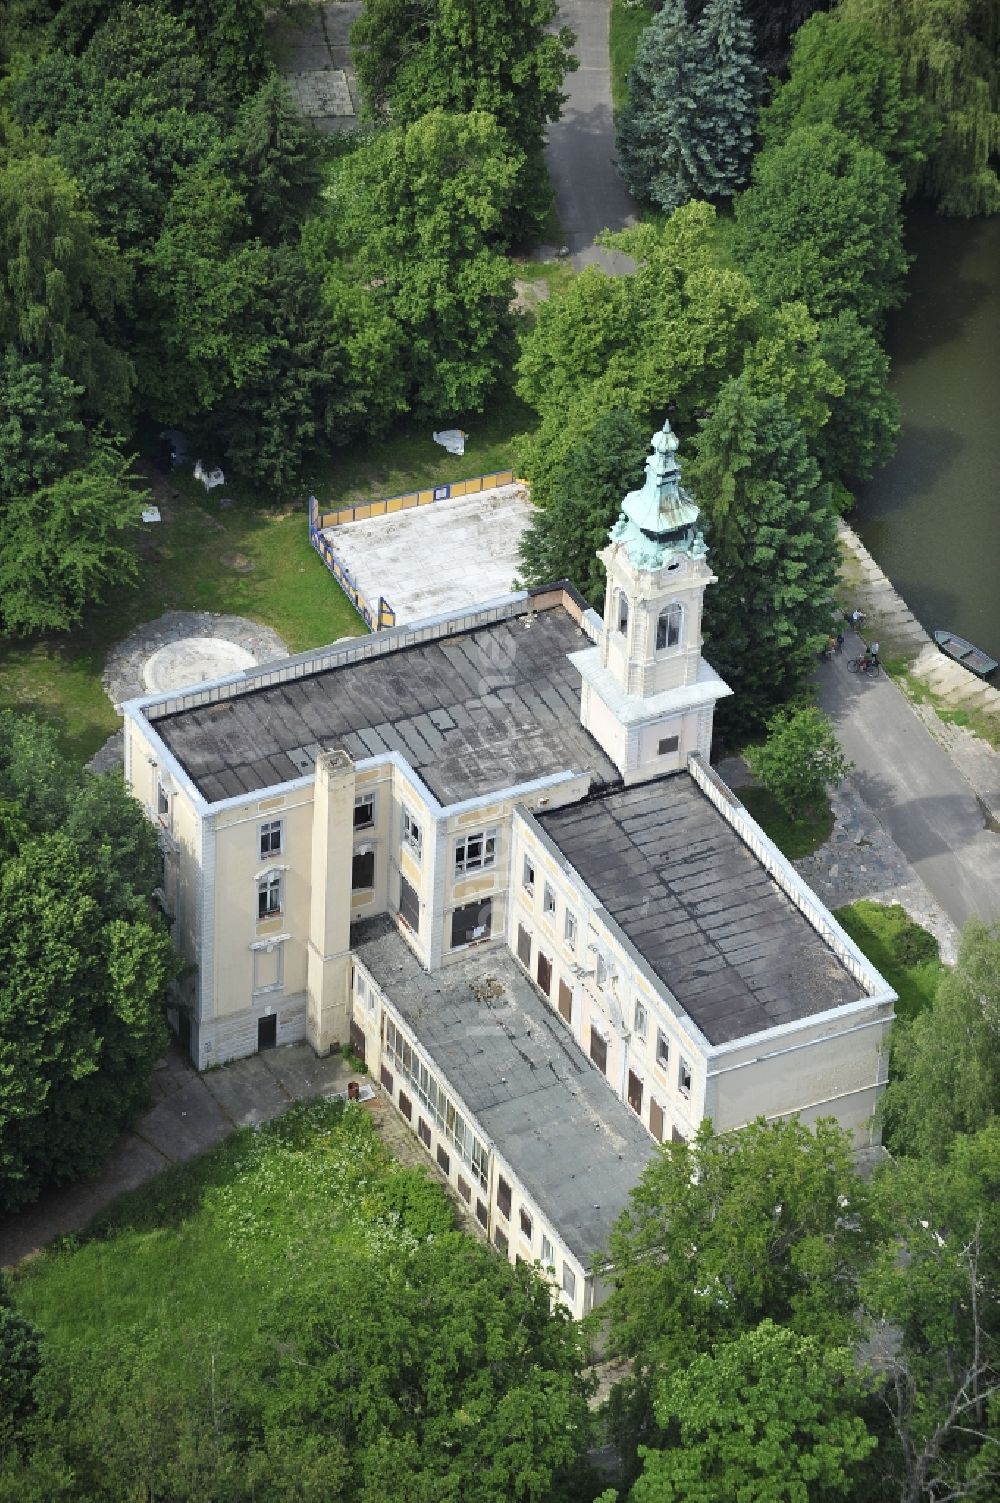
522, 855, 535, 894
454, 829, 497, 875
679, 1056, 692, 1096
354, 793, 375, 829
543, 883, 556, 917
564, 909, 578, 949
352, 848, 375, 890
398, 874, 420, 933
402, 807, 422, 859
451, 897, 492, 949
590, 1027, 608, 1075
656, 1028, 670, 1069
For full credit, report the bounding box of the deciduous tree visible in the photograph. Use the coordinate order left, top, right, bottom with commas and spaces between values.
0, 439, 147, 635
629, 1322, 876, 1503
604, 1116, 877, 1477
733, 124, 909, 328
518, 404, 649, 605
840, 0, 1000, 216
745, 705, 851, 818
879, 919, 1000, 1162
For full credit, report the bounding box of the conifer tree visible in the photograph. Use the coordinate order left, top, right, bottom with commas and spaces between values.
616, 0, 761, 215
692, 0, 762, 202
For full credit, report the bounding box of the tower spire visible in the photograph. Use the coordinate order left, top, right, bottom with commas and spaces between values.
609, 418, 707, 569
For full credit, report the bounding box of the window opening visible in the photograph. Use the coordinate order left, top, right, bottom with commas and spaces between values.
656, 603, 682, 651
257, 873, 281, 919
454, 830, 497, 875
259, 819, 282, 858
354, 793, 375, 830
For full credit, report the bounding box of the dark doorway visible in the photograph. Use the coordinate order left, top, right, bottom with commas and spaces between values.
257, 1014, 277, 1051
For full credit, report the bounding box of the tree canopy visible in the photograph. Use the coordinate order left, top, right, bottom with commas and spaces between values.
0, 714, 174, 1213
615, 0, 761, 214
745, 705, 852, 818
733, 123, 909, 328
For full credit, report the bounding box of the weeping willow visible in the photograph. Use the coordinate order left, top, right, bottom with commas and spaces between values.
840, 0, 1000, 216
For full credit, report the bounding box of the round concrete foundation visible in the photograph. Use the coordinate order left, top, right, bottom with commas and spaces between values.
142, 636, 257, 693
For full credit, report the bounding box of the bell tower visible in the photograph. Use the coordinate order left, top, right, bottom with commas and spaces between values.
571, 420, 731, 783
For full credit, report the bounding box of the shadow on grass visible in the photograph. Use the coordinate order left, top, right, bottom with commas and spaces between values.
738, 785, 835, 859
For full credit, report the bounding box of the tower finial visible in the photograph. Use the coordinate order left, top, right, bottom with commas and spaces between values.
607, 418, 706, 569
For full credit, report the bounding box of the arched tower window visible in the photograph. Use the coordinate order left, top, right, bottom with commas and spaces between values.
656, 603, 682, 651
617, 590, 629, 635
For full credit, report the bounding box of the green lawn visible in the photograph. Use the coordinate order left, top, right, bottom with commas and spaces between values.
0, 385, 536, 765
737, 785, 835, 859
834, 900, 946, 1024
610, 0, 654, 115
13, 1102, 452, 1382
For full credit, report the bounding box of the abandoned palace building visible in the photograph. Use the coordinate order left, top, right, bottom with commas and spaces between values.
124, 422, 895, 1316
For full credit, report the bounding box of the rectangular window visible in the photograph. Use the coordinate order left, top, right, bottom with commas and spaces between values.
352, 849, 375, 891
156, 781, 170, 817
471, 1138, 489, 1191
259, 819, 283, 858
536, 952, 552, 997
649, 1098, 665, 1142
541, 1235, 554, 1268
457, 1175, 472, 1204
451, 897, 492, 949
558, 978, 573, 1024
436, 1144, 450, 1175
495, 1226, 509, 1253
517, 923, 532, 967
519, 1208, 533, 1241
562, 1264, 577, 1302
402, 807, 422, 860
418, 1117, 431, 1148
658, 734, 680, 756
257, 873, 281, 919
380, 1064, 394, 1093
564, 909, 578, 950
398, 874, 420, 933
590, 1027, 608, 1075
522, 855, 535, 894
633, 998, 648, 1038
656, 1029, 670, 1069
497, 1175, 512, 1220
454, 829, 497, 876
349, 1020, 366, 1060
679, 1057, 692, 1096
476, 1199, 488, 1229
627, 1069, 643, 1116
543, 882, 556, 917
398, 1090, 412, 1121
354, 793, 375, 830
596, 952, 609, 988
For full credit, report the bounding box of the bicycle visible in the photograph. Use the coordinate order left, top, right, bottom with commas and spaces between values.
848, 655, 881, 676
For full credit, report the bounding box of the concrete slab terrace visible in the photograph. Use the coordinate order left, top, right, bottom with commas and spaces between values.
352, 914, 657, 1267
151, 602, 619, 805
271, 1, 363, 133
321, 485, 534, 624
538, 777, 862, 1046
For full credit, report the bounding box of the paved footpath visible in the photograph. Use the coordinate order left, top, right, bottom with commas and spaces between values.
815, 629, 1000, 931
0, 1044, 356, 1267
544, 0, 637, 272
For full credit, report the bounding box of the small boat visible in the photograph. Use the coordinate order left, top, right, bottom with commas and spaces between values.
933, 630, 999, 678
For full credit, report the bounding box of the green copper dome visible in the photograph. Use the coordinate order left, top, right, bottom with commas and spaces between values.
608, 420, 707, 570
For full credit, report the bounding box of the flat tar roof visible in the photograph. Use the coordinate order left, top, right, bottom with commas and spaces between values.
352, 915, 657, 1266
538, 778, 861, 1046
151, 604, 618, 805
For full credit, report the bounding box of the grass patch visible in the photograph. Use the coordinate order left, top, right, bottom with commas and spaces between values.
0, 493, 365, 763
12, 1101, 453, 1380
834, 900, 945, 1024
305, 380, 536, 506
0, 382, 535, 765
610, 0, 655, 115
738, 785, 834, 859
896, 670, 1000, 751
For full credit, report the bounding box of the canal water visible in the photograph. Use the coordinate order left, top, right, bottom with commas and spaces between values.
853, 206, 1000, 664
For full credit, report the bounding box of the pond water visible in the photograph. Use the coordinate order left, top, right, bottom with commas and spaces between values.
853, 206, 1000, 662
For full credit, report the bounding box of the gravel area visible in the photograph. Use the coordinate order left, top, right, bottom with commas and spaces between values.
103, 611, 289, 710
